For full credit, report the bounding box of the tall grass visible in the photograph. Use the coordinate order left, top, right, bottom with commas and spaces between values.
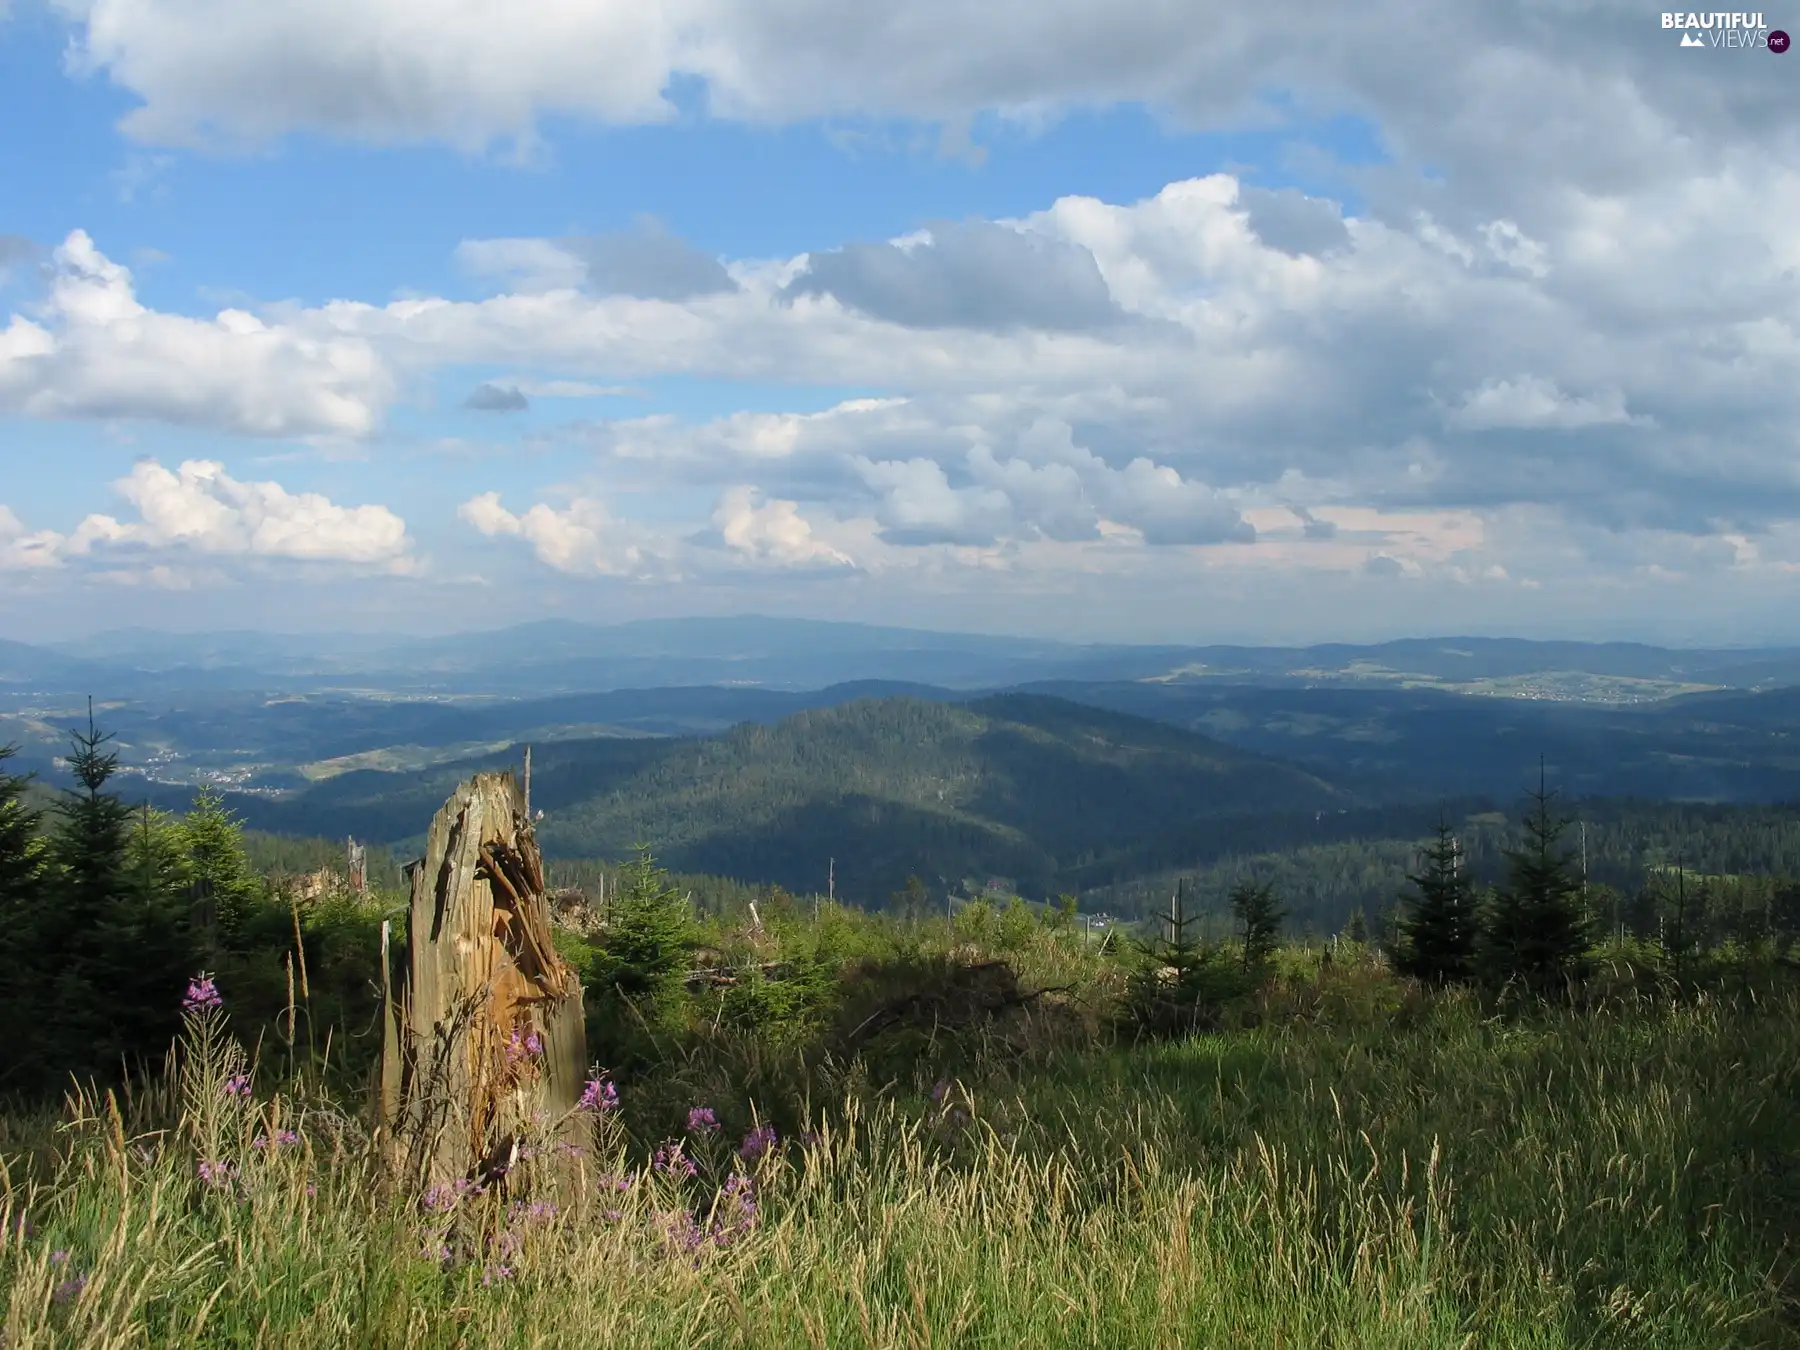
4, 979, 1798, 1347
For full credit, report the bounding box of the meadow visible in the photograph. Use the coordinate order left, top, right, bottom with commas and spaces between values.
4, 929, 1797, 1349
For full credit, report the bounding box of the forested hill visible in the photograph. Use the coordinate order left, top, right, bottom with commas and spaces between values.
229, 693, 1351, 903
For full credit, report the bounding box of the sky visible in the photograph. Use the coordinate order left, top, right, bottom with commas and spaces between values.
0, 2, 1797, 646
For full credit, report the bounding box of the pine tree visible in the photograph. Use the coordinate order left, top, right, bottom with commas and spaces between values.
1481, 773, 1592, 996
1395, 821, 1476, 985
1229, 879, 1284, 973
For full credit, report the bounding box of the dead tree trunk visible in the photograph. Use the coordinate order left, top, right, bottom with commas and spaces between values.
379, 771, 587, 1190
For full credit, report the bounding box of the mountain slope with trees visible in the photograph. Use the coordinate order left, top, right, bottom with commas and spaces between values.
229, 694, 1352, 902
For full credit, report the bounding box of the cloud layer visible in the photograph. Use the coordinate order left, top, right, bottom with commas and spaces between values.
7, 2, 1800, 630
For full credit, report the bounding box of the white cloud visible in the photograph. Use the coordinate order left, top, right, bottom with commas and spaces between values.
0, 505, 66, 570
4, 459, 414, 572
0, 231, 391, 437
711, 487, 856, 568
458, 491, 668, 577
54, 0, 1797, 241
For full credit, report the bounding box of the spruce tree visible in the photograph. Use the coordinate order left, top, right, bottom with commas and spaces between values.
0, 746, 47, 1088
1395, 821, 1476, 985
38, 707, 193, 1084
1481, 774, 1592, 996
1229, 879, 1284, 973
599, 845, 695, 1005
178, 786, 261, 953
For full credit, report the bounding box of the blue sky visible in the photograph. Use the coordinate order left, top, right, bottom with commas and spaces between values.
1, 2, 1796, 643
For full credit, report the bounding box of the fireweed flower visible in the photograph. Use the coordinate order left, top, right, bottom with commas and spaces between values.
929, 1079, 950, 1104
578, 1078, 619, 1112
737, 1125, 778, 1163
654, 1142, 698, 1179
421, 1184, 457, 1213
662, 1210, 705, 1254
687, 1106, 718, 1134
182, 975, 223, 1012
504, 1025, 544, 1065
52, 1274, 87, 1304
277, 1130, 299, 1147
222, 1074, 251, 1098
197, 1160, 234, 1187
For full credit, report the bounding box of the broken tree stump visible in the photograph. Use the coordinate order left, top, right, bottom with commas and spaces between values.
379, 771, 587, 1190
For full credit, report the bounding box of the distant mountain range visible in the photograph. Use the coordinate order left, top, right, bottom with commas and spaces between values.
9, 617, 1800, 699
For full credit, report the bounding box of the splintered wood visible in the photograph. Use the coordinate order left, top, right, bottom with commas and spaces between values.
379, 771, 587, 1188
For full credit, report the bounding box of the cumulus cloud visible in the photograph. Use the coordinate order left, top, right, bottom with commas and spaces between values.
458, 491, 668, 577
1, 460, 413, 574
710, 487, 856, 568
785, 221, 1123, 332
0, 505, 65, 570
465, 381, 529, 412
0, 231, 390, 437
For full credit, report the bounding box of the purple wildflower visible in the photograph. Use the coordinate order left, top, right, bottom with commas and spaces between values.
421, 1183, 457, 1213
182, 975, 223, 1012
737, 1125, 778, 1163
662, 1210, 705, 1254
277, 1130, 299, 1147
222, 1073, 251, 1098
595, 1173, 633, 1194
578, 1078, 619, 1112
653, 1142, 698, 1179
52, 1275, 86, 1305
504, 1025, 543, 1065
929, 1079, 950, 1104
480, 1264, 514, 1286
601, 1207, 622, 1223
686, 1106, 718, 1134
197, 1160, 234, 1188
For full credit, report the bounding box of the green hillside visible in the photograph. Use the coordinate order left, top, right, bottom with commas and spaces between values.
234, 693, 1350, 902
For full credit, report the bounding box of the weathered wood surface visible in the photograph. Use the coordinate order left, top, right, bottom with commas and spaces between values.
379, 771, 587, 1187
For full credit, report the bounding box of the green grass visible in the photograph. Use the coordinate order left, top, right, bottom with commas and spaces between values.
4, 971, 1798, 1348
